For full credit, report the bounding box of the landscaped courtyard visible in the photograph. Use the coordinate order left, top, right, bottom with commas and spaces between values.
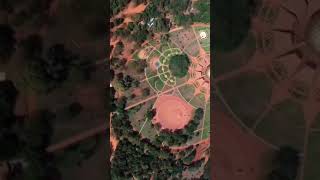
126, 24, 211, 146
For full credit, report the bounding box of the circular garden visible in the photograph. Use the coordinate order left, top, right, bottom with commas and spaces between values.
214, 1, 320, 179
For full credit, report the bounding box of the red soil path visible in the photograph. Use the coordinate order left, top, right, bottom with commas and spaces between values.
122, 39, 135, 61
194, 139, 210, 162
153, 95, 193, 130
212, 106, 272, 180
122, 2, 147, 17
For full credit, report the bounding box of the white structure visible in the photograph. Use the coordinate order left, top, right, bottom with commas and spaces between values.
147, 18, 155, 28
199, 31, 207, 39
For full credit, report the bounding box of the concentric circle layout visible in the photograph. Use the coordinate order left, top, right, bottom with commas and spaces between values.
215, 1, 320, 179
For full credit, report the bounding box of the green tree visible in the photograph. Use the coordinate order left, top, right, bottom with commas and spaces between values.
110, 58, 126, 70
142, 88, 150, 96
183, 149, 196, 164
192, 0, 210, 23
111, 0, 130, 16
214, 0, 258, 52
175, 15, 193, 27
154, 18, 170, 32
114, 18, 124, 26
145, 109, 156, 120
25, 44, 77, 92
113, 41, 124, 56
268, 146, 300, 180
0, 132, 22, 160
201, 158, 210, 179
20, 34, 43, 60
0, 80, 18, 129
127, 60, 147, 74
169, 54, 190, 78
0, 24, 16, 63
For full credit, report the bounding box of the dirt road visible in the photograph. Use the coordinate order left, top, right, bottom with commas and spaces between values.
46, 123, 107, 153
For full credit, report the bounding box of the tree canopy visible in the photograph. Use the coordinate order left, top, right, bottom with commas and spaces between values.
155, 108, 204, 146
0, 80, 18, 129
214, 0, 258, 52
0, 24, 16, 63
192, 0, 210, 23
25, 43, 77, 92
169, 54, 191, 78
268, 146, 300, 180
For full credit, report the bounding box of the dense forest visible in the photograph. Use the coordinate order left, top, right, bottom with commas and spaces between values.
111, 95, 206, 179
112, 0, 210, 46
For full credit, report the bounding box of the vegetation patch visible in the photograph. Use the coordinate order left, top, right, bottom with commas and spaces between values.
169, 54, 191, 78
255, 100, 305, 150
202, 103, 210, 139
189, 93, 206, 108
154, 108, 204, 146
304, 133, 320, 180
192, 0, 210, 23
179, 85, 195, 102
217, 72, 272, 127
214, 0, 258, 52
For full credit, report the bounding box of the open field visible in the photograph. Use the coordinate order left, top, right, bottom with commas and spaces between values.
214, 1, 320, 179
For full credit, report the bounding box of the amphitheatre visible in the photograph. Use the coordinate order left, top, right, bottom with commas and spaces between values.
125, 23, 210, 146
214, 0, 320, 179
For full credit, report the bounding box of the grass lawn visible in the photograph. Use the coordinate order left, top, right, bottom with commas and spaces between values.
147, 50, 161, 61
159, 55, 167, 64
184, 40, 200, 57
155, 79, 165, 91
255, 100, 305, 150
202, 103, 210, 139
132, 50, 141, 61
160, 43, 171, 52
166, 76, 176, 86
140, 118, 158, 141
176, 73, 190, 86
190, 93, 206, 108
214, 32, 256, 77
163, 49, 172, 57
194, 27, 210, 53
217, 71, 272, 127
179, 84, 195, 102
145, 67, 157, 78
147, 76, 163, 92
171, 48, 182, 54
202, 45, 210, 52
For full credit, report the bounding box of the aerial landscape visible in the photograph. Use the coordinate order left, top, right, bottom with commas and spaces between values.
0, 0, 107, 179
110, 0, 210, 179
214, 0, 320, 180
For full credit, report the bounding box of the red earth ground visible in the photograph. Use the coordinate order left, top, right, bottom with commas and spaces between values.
110, 2, 147, 61
153, 95, 194, 130
212, 105, 273, 180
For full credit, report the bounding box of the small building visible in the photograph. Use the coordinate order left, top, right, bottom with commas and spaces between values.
147, 18, 155, 28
